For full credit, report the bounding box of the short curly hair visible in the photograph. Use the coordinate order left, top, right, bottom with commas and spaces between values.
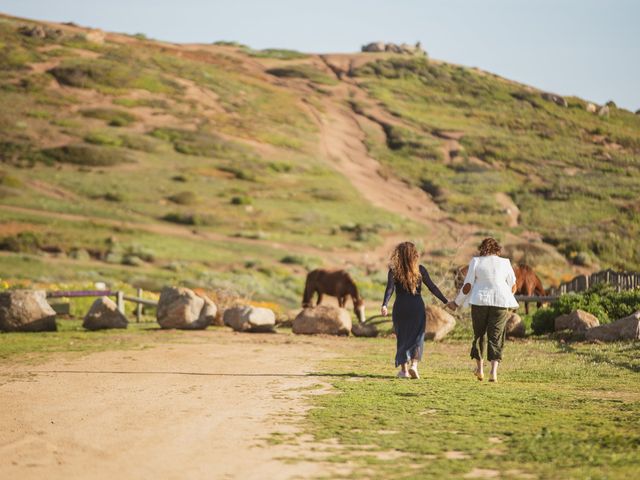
478, 237, 502, 256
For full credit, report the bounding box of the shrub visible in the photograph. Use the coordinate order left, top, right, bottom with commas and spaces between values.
266, 65, 337, 85
0, 170, 22, 188
162, 212, 217, 226
84, 131, 123, 147
0, 232, 41, 253
150, 128, 237, 158
120, 134, 157, 152
81, 108, 137, 127
167, 191, 199, 205
531, 308, 558, 335
230, 195, 252, 205
41, 144, 131, 166
247, 48, 307, 60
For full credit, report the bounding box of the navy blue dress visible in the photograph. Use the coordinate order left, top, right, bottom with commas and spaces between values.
382, 265, 448, 367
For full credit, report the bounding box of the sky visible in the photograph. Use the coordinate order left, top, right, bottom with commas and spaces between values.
2, 0, 639, 110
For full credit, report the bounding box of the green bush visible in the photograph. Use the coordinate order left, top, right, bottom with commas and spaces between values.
150, 128, 237, 158
531, 283, 640, 334
230, 195, 252, 205
167, 191, 199, 205
84, 131, 123, 147
81, 108, 137, 127
0, 232, 42, 253
247, 48, 307, 60
266, 65, 337, 85
162, 212, 217, 226
42, 144, 130, 166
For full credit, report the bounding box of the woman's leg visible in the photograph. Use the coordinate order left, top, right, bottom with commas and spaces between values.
486, 307, 509, 382
471, 305, 489, 380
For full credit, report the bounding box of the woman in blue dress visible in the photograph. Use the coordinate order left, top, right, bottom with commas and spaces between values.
381, 242, 450, 379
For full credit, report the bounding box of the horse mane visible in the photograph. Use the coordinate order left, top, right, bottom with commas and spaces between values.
302, 270, 318, 307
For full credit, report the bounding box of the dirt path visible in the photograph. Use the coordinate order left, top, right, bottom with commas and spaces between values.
0, 332, 349, 480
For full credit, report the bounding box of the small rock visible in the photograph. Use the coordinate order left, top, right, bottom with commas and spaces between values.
585, 311, 640, 342
505, 312, 526, 338
554, 309, 599, 332
352, 322, 378, 337
223, 305, 276, 332
0, 290, 57, 332
541, 92, 568, 108
425, 304, 455, 341
197, 294, 219, 326
83, 296, 128, 330
292, 306, 351, 336
362, 42, 386, 53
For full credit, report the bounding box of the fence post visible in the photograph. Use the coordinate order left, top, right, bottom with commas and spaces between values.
136, 288, 143, 323
116, 291, 125, 315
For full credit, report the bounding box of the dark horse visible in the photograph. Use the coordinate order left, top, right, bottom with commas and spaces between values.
453, 263, 545, 314
302, 269, 366, 323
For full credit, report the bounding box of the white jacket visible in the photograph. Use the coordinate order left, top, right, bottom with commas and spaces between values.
454, 255, 519, 308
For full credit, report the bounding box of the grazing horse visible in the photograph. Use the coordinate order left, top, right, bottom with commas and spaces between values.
513, 264, 546, 314
452, 263, 545, 314
302, 269, 366, 323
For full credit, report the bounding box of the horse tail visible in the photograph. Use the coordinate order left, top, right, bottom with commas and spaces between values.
302, 270, 317, 308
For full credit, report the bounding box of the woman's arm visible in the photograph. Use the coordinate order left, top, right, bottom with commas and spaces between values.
420, 265, 448, 304
382, 269, 395, 307
454, 257, 477, 306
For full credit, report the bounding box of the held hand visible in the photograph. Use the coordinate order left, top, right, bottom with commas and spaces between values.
381, 305, 388, 316
446, 301, 458, 311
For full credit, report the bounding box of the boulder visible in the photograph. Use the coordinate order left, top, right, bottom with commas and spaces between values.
425, 304, 455, 341
505, 312, 526, 338
197, 294, 219, 326
223, 305, 276, 332
292, 306, 351, 336
585, 311, 640, 342
352, 322, 378, 337
83, 296, 128, 330
597, 105, 610, 117
18, 25, 63, 40
385, 43, 402, 53
85, 30, 106, 45
362, 42, 386, 53
0, 290, 57, 332
554, 309, 599, 332
586, 103, 597, 113
156, 286, 209, 330
541, 92, 568, 108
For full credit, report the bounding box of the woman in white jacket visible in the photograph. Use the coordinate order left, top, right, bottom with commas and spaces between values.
448, 238, 518, 382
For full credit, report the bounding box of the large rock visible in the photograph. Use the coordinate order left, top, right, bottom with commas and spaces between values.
505, 312, 526, 338
156, 287, 209, 330
541, 92, 568, 108
198, 294, 220, 326
362, 42, 385, 53
0, 290, 57, 332
554, 309, 599, 332
292, 306, 351, 336
597, 105, 610, 117
83, 296, 128, 330
223, 306, 276, 332
585, 311, 640, 342
425, 304, 455, 341
352, 322, 379, 337
586, 103, 597, 113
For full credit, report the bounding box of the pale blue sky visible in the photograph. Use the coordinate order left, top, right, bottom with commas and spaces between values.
2, 0, 639, 110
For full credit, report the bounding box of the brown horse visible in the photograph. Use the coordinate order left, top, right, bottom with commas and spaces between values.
452, 263, 545, 314
513, 264, 546, 314
302, 269, 366, 323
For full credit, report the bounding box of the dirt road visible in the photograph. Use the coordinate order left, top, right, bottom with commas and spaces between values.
0, 332, 349, 480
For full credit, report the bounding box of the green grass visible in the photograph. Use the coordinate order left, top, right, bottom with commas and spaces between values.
301, 337, 640, 479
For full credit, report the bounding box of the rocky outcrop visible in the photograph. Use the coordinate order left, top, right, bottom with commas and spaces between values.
585, 311, 640, 342
586, 103, 597, 113
85, 30, 106, 44
505, 312, 526, 338
223, 306, 276, 332
292, 306, 351, 336
597, 105, 610, 117
361, 41, 425, 55
541, 92, 568, 108
0, 290, 57, 332
18, 25, 63, 40
352, 322, 378, 337
83, 296, 128, 330
156, 287, 210, 330
554, 309, 599, 332
425, 305, 455, 341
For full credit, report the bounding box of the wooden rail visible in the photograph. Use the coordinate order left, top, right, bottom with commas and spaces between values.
547, 269, 640, 296
46, 289, 157, 322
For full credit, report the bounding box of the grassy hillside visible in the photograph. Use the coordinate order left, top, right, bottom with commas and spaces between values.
0, 14, 638, 309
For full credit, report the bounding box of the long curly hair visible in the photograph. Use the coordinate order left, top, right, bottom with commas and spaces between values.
389, 242, 421, 294
478, 237, 502, 256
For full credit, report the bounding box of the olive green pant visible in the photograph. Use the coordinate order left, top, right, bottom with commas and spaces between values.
470, 305, 509, 361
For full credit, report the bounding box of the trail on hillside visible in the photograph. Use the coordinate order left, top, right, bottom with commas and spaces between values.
0, 333, 352, 480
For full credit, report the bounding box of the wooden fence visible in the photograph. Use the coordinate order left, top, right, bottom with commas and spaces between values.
46, 289, 158, 322
547, 269, 640, 296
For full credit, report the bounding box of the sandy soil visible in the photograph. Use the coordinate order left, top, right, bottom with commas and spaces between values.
0, 332, 350, 480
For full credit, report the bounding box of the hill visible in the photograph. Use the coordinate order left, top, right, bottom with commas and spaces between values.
1, 14, 639, 307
